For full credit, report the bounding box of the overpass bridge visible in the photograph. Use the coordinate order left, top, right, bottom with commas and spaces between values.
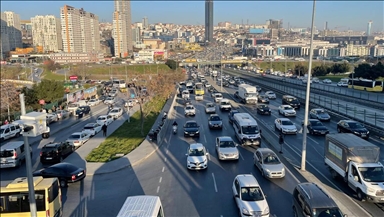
180, 59, 252, 66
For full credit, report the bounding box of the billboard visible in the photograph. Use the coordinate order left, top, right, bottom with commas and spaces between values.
249, 28, 269, 34
154, 51, 164, 55
67, 87, 97, 103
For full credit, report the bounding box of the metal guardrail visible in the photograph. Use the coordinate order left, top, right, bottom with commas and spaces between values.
156, 93, 177, 145
224, 70, 384, 138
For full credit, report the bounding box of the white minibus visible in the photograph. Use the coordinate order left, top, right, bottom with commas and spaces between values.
116, 195, 164, 217
232, 113, 261, 146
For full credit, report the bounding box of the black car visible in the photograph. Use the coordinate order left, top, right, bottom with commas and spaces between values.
305, 119, 329, 135
337, 120, 369, 139
282, 95, 300, 109
183, 120, 200, 138
256, 104, 271, 115
33, 162, 86, 187
228, 110, 240, 123
40, 142, 75, 164
257, 95, 270, 104
76, 106, 91, 117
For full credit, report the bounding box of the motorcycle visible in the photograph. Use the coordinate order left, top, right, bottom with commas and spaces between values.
173, 125, 177, 134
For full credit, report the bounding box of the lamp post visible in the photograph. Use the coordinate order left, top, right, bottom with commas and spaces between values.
220, 53, 223, 91
301, 0, 317, 171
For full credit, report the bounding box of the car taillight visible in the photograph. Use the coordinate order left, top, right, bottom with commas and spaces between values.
71, 175, 76, 181
46, 209, 50, 217
40, 152, 42, 156
13, 151, 17, 159
74, 141, 79, 143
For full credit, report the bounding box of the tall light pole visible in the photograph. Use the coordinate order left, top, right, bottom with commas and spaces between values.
220, 52, 223, 91
301, 0, 317, 171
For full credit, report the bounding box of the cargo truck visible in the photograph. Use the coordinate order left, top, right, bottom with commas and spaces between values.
324, 134, 384, 202
237, 84, 258, 104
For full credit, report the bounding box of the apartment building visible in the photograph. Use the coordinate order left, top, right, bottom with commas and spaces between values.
1, 11, 22, 51
60, 5, 100, 53
0, 18, 10, 59
50, 52, 104, 63
20, 20, 32, 46
31, 15, 63, 52
113, 0, 133, 58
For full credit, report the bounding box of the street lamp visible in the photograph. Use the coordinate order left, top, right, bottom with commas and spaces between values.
301, 0, 317, 171
220, 52, 223, 91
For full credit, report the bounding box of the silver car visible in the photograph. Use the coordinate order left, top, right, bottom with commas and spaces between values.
216, 136, 239, 160
208, 114, 222, 130
205, 103, 216, 114
253, 148, 285, 178
66, 132, 90, 148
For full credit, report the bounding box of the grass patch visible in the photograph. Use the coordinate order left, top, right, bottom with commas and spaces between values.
253, 61, 334, 72
85, 96, 168, 162
317, 75, 348, 82
42, 70, 66, 80
0, 65, 23, 79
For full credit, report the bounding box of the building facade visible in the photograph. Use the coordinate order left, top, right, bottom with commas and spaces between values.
50, 52, 104, 63
205, 0, 213, 43
60, 5, 100, 53
20, 20, 33, 47
31, 15, 63, 52
1, 11, 22, 51
132, 27, 141, 44
113, 0, 133, 58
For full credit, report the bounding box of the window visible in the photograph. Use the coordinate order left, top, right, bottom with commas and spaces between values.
0, 190, 46, 213
234, 179, 240, 194
48, 180, 59, 203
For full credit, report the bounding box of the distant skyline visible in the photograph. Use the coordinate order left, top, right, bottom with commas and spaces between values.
1, 1, 383, 32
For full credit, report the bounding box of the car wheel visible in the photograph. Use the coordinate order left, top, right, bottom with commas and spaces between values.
357, 189, 365, 201
293, 207, 298, 217
59, 179, 68, 188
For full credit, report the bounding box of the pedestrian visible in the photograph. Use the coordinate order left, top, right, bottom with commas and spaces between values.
4, 119, 9, 125
102, 122, 107, 137
279, 133, 284, 154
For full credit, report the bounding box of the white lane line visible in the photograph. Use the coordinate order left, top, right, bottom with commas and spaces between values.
162, 167, 165, 172
220, 215, 223, 217
164, 157, 167, 162
166, 150, 169, 154
307, 136, 319, 144
156, 186, 160, 193
239, 151, 244, 160
159, 177, 162, 183
212, 173, 218, 193
204, 134, 207, 143
168, 130, 172, 143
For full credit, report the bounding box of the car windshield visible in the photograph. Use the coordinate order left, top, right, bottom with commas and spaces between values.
284, 107, 294, 110
188, 148, 205, 156
263, 154, 280, 164
349, 122, 364, 129
0, 129, 4, 134
210, 116, 221, 121
281, 120, 293, 126
358, 167, 384, 182
111, 109, 119, 113
69, 134, 80, 139
220, 140, 235, 148
221, 101, 230, 105
316, 110, 325, 114
207, 104, 214, 108
241, 125, 259, 134
83, 126, 94, 130
0, 150, 14, 158
259, 105, 267, 109
215, 94, 222, 98
311, 121, 323, 126
186, 106, 194, 110
89, 99, 95, 102
314, 208, 344, 217
245, 93, 257, 97
240, 187, 264, 201
185, 122, 197, 128
98, 117, 106, 120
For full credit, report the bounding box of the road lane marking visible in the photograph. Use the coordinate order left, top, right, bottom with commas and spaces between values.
212, 173, 218, 192
166, 150, 168, 154
307, 136, 319, 144
164, 157, 167, 162
156, 186, 160, 193
162, 167, 165, 172
239, 151, 244, 160
159, 177, 162, 183
204, 134, 207, 143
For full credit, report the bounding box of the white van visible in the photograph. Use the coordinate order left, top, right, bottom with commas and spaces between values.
1, 124, 22, 142
0, 141, 31, 168
232, 113, 261, 146
116, 195, 164, 217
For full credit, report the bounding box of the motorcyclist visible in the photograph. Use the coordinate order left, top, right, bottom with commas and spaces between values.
172, 121, 178, 127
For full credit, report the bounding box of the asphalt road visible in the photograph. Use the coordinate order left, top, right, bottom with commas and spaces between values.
56, 68, 70, 75
29, 67, 43, 82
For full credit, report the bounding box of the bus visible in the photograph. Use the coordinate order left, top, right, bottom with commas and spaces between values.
116, 195, 164, 217
113, 79, 126, 89
194, 82, 204, 95
347, 79, 384, 92
0, 177, 62, 217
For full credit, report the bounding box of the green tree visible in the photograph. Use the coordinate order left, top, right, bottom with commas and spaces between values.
33, 79, 65, 102
372, 62, 384, 78
21, 87, 39, 109
165, 60, 178, 70
293, 64, 308, 76
312, 65, 329, 77
353, 63, 372, 79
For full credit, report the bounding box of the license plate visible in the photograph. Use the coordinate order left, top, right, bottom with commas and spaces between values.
321, 132, 326, 134
46, 157, 52, 160
190, 134, 194, 136
78, 172, 83, 176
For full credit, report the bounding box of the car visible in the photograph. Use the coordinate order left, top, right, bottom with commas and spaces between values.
255, 85, 262, 92
75, 106, 91, 117
108, 107, 123, 119
232, 174, 270, 217
214, 93, 223, 102
55, 110, 71, 119
185, 143, 208, 170
205, 83, 211, 88
182, 90, 190, 99
228, 110, 240, 124
66, 132, 90, 147
183, 120, 200, 138
303, 119, 329, 135
208, 114, 223, 130
96, 115, 114, 126
215, 136, 239, 160
108, 89, 118, 97
104, 97, 115, 104
337, 81, 348, 87
88, 98, 101, 106
195, 94, 204, 101
211, 89, 219, 97
253, 148, 285, 178
205, 103, 216, 114
82, 122, 102, 137
256, 104, 271, 115
337, 120, 369, 139
40, 142, 74, 164
323, 79, 332, 84
257, 95, 270, 104
309, 108, 331, 121
278, 105, 296, 117
33, 162, 86, 187
275, 118, 298, 135
219, 98, 231, 111
282, 95, 300, 109
184, 105, 196, 116
46, 113, 58, 125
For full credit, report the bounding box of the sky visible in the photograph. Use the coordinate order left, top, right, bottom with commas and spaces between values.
1, 1, 383, 32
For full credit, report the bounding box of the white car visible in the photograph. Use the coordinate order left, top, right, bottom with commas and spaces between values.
214, 93, 223, 103
323, 79, 332, 84
337, 81, 348, 87
278, 105, 296, 117
186, 143, 209, 170
46, 113, 58, 125
108, 107, 123, 119
104, 97, 115, 104
108, 89, 118, 97
88, 98, 101, 106
216, 136, 239, 160
184, 105, 196, 116
275, 118, 298, 134
265, 91, 276, 99
66, 132, 90, 147
55, 110, 71, 119
205, 83, 211, 88
205, 103, 216, 114
82, 122, 102, 137
96, 115, 114, 126
232, 174, 270, 217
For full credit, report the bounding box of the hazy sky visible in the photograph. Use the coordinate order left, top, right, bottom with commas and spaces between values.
1, 1, 383, 32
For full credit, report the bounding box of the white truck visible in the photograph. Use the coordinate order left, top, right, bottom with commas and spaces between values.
211, 70, 218, 77
237, 84, 258, 104
324, 134, 384, 202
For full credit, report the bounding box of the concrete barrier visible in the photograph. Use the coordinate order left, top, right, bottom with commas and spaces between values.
2, 79, 34, 85
156, 93, 177, 145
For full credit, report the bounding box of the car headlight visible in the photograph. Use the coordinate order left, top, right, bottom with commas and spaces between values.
263, 207, 270, 215
264, 168, 270, 174
196, 131, 200, 134
268, 109, 271, 112
187, 161, 191, 164
242, 207, 251, 215
367, 187, 375, 194
353, 131, 361, 134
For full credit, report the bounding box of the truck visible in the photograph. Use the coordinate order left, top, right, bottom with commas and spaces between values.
324, 133, 384, 203
237, 84, 258, 104
211, 70, 218, 77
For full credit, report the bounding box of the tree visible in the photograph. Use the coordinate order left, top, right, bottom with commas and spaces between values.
0, 82, 21, 120
33, 79, 65, 103
43, 59, 61, 72
21, 87, 39, 109
312, 65, 329, 77
70, 64, 89, 81
293, 64, 308, 76
165, 60, 178, 70
353, 63, 373, 79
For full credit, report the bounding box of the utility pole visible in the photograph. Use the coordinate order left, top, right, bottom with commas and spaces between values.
220, 53, 223, 91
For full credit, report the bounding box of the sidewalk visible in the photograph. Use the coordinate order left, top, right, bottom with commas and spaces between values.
63, 94, 176, 176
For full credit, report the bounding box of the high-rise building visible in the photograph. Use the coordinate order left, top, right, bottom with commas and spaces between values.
132, 27, 141, 44
0, 18, 10, 59
31, 15, 63, 52
20, 20, 33, 47
113, 0, 133, 58
367, 21, 372, 36
1, 11, 22, 51
142, 16, 148, 29
205, 0, 213, 43
60, 5, 100, 53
